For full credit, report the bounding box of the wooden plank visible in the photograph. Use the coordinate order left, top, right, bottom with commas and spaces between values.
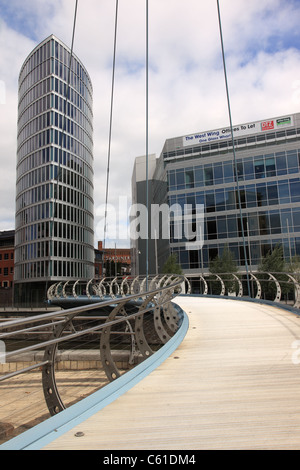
43, 297, 300, 450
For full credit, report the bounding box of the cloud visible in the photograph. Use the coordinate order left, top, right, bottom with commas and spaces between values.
0, 20, 36, 230
0, 0, 59, 41
0, 0, 300, 247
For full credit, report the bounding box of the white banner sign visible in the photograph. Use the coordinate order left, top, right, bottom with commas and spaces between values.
182, 115, 293, 147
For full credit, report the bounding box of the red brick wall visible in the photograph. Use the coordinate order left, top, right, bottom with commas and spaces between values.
0, 247, 14, 287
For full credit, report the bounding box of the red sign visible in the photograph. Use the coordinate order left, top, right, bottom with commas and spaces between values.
261, 120, 274, 131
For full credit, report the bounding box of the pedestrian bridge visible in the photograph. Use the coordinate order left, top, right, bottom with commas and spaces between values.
1, 276, 300, 450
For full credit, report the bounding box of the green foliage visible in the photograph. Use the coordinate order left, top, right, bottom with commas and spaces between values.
258, 244, 292, 299
285, 256, 300, 297
210, 245, 238, 274
286, 255, 300, 276
162, 253, 182, 275
209, 245, 239, 295
258, 244, 285, 273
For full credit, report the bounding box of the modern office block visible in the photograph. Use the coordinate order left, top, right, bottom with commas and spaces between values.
132, 113, 300, 275
14, 35, 94, 305
131, 154, 161, 276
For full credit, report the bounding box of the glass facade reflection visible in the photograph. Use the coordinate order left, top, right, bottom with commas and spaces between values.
165, 114, 300, 272
14, 35, 94, 304
133, 113, 300, 275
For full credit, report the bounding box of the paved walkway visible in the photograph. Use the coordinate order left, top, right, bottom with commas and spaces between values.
41, 297, 300, 450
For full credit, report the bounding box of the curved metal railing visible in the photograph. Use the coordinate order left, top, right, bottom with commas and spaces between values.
0, 274, 185, 444
1, 271, 299, 445
46, 272, 300, 309
46, 274, 186, 303
183, 271, 300, 309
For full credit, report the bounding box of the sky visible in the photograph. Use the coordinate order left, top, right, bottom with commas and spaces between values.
0, 0, 300, 248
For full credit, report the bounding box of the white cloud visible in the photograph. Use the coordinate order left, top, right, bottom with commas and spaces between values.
0, 0, 300, 246
0, 20, 36, 230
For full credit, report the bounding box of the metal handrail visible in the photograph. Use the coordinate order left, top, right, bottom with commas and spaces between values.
0, 274, 185, 418
183, 271, 300, 308
45, 271, 300, 308
2, 270, 298, 443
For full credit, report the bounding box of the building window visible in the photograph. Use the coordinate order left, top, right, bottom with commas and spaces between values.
185, 169, 194, 188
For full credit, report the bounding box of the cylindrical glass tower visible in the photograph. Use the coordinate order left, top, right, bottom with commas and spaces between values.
14, 35, 94, 306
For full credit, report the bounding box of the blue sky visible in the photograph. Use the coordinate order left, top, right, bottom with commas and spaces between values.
0, 2, 39, 40
0, 0, 300, 246
0, 0, 59, 41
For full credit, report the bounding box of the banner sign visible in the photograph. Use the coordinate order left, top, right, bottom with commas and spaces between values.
182, 115, 293, 147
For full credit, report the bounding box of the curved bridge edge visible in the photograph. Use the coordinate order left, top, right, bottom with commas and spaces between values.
0, 305, 189, 451
179, 293, 300, 317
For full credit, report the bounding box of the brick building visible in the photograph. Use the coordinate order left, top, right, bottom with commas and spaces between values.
0, 230, 14, 288
98, 241, 131, 276
0, 230, 15, 305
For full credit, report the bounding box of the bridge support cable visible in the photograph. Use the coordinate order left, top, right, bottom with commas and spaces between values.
47, 0, 79, 297
145, 0, 149, 289
51, 0, 79, 234
216, 0, 251, 297
103, 0, 119, 257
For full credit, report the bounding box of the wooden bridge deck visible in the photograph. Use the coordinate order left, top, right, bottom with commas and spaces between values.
40, 296, 300, 450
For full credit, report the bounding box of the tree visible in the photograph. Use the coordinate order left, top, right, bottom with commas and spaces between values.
162, 253, 182, 275
285, 255, 300, 302
209, 245, 239, 295
210, 244, 238, 274
286, 255, 300, 275
258, 244, 292, 300
258, 244, 285, 273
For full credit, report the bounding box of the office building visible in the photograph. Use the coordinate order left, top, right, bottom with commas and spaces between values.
98, 241, 131, 276
131, 154, 169, 276
14, 35, 94, 305
132, 112, 300, 275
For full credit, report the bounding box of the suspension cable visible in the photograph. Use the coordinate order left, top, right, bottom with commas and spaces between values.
47, 0, 79, 286
103, 0, 119, 255
145, 0, 149, 287
216, 0, 251, 297
54, 0, 79, 214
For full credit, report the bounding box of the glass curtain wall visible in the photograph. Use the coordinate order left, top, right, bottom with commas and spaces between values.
14, 35, 94, 305
166, 137, 300, 271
